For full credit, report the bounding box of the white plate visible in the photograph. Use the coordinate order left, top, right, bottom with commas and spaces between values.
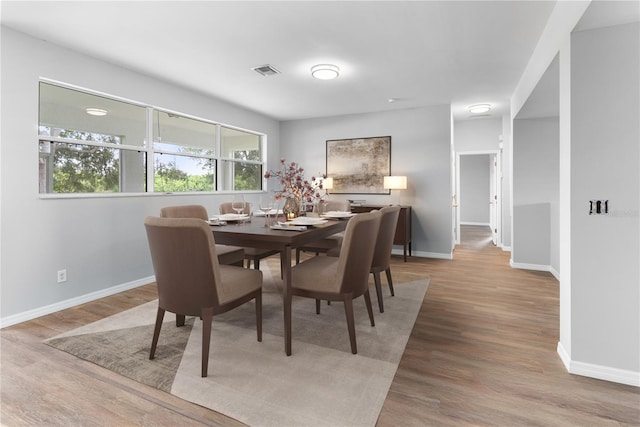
253, 209, 282, 217
322, 211, 355, 219
216, 213, 249, 221
289, 217, 328, 226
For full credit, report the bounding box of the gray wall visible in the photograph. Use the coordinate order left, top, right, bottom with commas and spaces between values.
0, 28, 280, 321
460, 155, 490, 225
513, 117, 559, 268
571, 22, 639, 374
280, 106, 453, 258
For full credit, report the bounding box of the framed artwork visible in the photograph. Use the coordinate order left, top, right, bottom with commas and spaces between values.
326, 136, 391, 194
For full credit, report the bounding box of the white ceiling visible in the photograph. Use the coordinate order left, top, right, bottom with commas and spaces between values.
1, 1, 636, 122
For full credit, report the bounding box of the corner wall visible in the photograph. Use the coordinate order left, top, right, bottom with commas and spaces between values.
570, 22, 639, 383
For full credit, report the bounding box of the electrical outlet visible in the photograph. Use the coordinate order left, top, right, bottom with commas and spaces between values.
57, 269, 67, 283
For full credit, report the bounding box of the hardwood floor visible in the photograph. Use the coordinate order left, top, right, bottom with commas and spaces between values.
1, 225, 638, 426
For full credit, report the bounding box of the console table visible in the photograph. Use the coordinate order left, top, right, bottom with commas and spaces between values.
350, 205, 412, 262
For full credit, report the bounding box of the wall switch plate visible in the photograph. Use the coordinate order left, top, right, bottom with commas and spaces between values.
589, 200, 608, 215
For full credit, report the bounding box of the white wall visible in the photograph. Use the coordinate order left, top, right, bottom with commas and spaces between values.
570, 22, 639, 380
280, 106, 453, 258
455, 119, 502, 152
0, 28, 280, 323
459, 155, 490, 225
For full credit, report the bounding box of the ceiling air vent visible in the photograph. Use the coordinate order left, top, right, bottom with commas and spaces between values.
252, 64, 281, 77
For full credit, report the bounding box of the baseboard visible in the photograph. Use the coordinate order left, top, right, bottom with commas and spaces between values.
460, 222, 490, 227
557, 342, 640, 387
391, 249, 453, 260
501, 245, 512, 252
0, 276, 155, 329
510, 260, 559, 281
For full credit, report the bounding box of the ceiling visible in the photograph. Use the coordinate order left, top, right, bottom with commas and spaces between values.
1, 1, 636, 122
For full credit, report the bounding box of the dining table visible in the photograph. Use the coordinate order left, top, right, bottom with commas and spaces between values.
210, 216, 349, 356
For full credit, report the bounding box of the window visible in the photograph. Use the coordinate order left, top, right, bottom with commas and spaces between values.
38, 82, 266, 195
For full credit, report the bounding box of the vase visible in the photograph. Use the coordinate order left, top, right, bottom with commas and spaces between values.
283, 197, 300, 219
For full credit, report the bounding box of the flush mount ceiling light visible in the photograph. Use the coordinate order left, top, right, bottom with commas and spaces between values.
86, 108, 108, 116
311, 64, 340, 80
468, 104, 492, 114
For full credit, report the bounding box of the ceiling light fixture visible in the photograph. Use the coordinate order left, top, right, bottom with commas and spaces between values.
86, 108, 108, 116
468, 104, 492, 114
311, 64, 340, 80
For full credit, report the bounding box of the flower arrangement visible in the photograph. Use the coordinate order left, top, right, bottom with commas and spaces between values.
264, 158, 328, 205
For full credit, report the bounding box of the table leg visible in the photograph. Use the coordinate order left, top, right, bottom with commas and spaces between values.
282, 246, 292, 356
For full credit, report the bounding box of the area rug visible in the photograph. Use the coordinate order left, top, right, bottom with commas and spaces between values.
45, 263, 429, 427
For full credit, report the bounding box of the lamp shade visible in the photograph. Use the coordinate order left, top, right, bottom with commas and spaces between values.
383, 176, 407, 190
323, 177, 333, 190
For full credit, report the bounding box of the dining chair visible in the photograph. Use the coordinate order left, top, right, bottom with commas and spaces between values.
144, 216, 262, 377
219, 201, 280, 270
295, 198, 351, 264
290, 210, 381, 354
327, 206, 401, 313
160, 205, 245, 267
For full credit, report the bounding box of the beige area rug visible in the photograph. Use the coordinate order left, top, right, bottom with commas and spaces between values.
46, 262, 429, 427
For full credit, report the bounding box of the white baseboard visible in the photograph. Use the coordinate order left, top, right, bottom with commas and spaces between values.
557, 342, 639, 387
501, 245, 512, 252
0, 276, 155, 329
510, 260, 559, 281
394, 249, 452, 260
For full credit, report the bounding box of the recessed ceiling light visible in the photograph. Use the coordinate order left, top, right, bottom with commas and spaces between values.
86, 108, 108, 116
468, 104, 492, 114
311, 64, 340, 80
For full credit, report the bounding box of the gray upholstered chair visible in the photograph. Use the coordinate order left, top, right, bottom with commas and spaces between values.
368, 206, 401, 312
159, 205, 245, 267
144, 216, 262, 377
219, 201, 280, 269
327, 205, 401, 313
290, 210, 381, 354
295, 198, 351, 264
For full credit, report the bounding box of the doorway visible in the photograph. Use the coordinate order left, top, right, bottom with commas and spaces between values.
455, 150, 502, 247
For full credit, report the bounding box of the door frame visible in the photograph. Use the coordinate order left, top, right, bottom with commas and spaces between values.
455, 150, 502, 246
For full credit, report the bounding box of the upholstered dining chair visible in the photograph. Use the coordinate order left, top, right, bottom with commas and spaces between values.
144, 216, 263, 377
290, 210, 381, 354
160, 205, 245, 267
327, 205, 401, 313
295, 198, 351, 264
219, 201, 280, 270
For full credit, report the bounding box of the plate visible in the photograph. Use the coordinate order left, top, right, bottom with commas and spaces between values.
216, 213, 249, 221
322, 211, 355, 219
289, 217, 328, 226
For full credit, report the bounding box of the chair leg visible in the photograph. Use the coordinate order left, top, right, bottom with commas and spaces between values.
363, 290, 375, 327
254, 257, 260, 270
295, 248, 301, 264
385, 267, 395, 296
201, 308, 213, 377
176, 314, 186, 327
149, 307, 165, 360
372, 271, 384, 313
315, 299, 321, 314
256, 293, 262, 342
343, 297, 357, 354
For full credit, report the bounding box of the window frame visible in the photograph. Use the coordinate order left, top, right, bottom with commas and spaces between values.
38, 79, 267, 198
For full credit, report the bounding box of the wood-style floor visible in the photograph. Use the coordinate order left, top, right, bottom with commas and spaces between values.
1, 225, 638, 426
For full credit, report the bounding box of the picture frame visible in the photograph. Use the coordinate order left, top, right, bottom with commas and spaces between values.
326, 136, 391, 194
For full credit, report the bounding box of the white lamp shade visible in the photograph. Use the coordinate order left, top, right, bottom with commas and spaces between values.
383, 176, 407, 190
323, 177, 334, 190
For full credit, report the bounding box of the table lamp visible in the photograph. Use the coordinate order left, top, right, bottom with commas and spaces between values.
383, 176, 407, 205
323, 177, 333, 194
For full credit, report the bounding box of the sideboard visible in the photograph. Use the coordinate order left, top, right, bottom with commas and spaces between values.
350, 205, 412, 262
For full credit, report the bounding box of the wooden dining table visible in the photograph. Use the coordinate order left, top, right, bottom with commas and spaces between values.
210, 217, 349, 356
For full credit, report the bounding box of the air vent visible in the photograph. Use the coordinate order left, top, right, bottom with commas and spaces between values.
252, 64, 281, 77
